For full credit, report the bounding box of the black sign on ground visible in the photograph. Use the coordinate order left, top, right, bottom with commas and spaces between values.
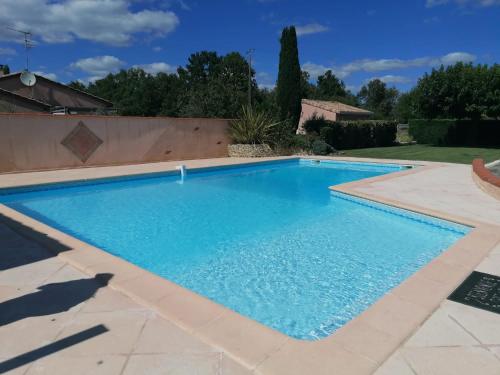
448, 271, 500, 314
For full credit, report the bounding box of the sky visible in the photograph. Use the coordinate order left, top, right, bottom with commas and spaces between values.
0, 0, 498, 93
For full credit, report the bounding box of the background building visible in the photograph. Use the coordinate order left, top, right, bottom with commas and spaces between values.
0, 72, 113, 114
297, 99, 373, 134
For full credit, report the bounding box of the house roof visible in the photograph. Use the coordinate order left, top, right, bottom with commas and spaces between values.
0, 72, 113, 107
302, 99, 373, 115
0, 87, 51, 109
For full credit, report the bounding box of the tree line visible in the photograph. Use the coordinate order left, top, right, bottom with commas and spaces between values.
70, 26, 499, 125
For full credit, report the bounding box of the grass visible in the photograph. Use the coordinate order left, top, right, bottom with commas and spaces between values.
342, 144, 500, 164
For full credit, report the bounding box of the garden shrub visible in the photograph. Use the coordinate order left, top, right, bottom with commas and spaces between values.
409, 119, 500, 147
371, 121, 398, 147
228, 106, 280, 144
311, 139, 334, 155
408, 119, 455, 145
304, 119, 397, 150
303, 114, 329, 134
319, 126, 335, 146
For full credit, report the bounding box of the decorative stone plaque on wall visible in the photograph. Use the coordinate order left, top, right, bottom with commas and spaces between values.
61, 121, 103, 163
448, 271, 500, 314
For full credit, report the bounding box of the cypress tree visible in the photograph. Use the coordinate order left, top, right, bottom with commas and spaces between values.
276, 26, 302, 130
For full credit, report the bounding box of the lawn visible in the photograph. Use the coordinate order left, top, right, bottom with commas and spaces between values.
342, 144, 500, 164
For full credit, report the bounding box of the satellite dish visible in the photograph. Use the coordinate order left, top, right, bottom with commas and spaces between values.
20, 70, 36, 87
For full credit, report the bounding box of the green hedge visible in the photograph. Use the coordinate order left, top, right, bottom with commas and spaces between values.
409, 119, 500, 147
303, 118, 397, 150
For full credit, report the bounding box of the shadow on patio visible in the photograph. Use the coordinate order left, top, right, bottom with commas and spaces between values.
0, 212, 72, 271
0, 273, 113, 327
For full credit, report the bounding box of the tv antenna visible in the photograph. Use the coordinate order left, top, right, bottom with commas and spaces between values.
7, 27, 35, 71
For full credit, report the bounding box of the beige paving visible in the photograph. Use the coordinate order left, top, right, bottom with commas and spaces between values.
0, 223, 252, 375
361, 165, 500, 375
350, 162, 500, 226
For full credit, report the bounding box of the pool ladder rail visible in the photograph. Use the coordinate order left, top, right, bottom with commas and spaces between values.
176, 165, 187, 183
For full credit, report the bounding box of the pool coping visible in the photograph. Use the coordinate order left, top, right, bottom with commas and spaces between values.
1, 156, 499, 375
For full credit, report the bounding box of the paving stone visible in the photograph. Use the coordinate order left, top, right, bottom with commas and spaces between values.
0, 256, 63, 288
476, 254, 500, 277
373, 351, 415, 375
0, 313, 76, 358
80, 286, 147, 314
25, 354, 126, 375
256, 341, 378, 375
53, 310, 148, 356
404, 308, 480, 347
0, 357, 33, 375
133, 315, 215, 354
122, 353, 221, 375
401, 346, 500, 375
443, 300, 500, 345
221, 355, 254, 375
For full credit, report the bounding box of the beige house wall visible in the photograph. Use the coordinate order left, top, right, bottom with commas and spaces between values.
297, 103, 338, 134
297, 102, 373, 134
0, 113, 230, 173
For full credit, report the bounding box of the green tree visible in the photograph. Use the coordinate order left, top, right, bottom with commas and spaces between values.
156, 72, 183, 116
254, 86, 279, 115
394, 90, 418, 123
485, 64, 500, 118
177, 51, 255, 118
358, 79, 399, 118
1, 64, 10, 75
316, 70, 347, 100
67, 80, 87, 92
413, 62, 500, 120
88, 68, 163, 116
300, 70, 316, 99
276, 26, 302, 129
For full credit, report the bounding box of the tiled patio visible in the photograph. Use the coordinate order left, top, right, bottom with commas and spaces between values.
375, 244, 500, 375
1, 157, 500, 374
0, 221, 251, 375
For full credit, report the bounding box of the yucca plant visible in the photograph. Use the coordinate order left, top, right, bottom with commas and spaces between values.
228, 106, 280, 144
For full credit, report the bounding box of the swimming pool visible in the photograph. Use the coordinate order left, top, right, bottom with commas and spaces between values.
0, 159, 469, 340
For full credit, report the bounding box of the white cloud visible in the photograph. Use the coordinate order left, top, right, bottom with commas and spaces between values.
295, 23, 329, 36
0, 0, 179, 46
33, 71, 57, 81
70, 55, 125, 80
303, 52, 476, 79
256, 71, 275, 89
133, 62, 177, 74
366, 75, 413, 84
439, 52, 476, 65
0, 47, 16, 56
153, 46, 163, 52
301, 63, 332, 79
426, 0, 500, 7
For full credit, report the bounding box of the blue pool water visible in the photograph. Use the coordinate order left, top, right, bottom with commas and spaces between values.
0, 159, 469, 340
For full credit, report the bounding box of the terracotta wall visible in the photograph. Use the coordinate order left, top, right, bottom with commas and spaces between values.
472, 159, 500, 201
0, 113, 230, 173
